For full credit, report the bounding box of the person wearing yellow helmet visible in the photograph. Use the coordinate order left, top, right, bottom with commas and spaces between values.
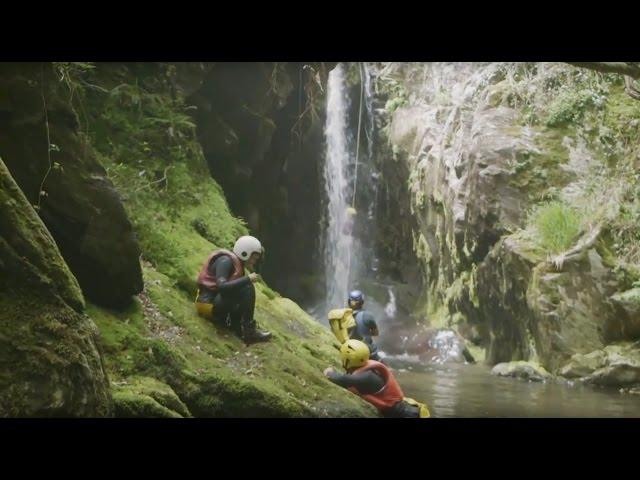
195, 235, 271, 345
324, 339, 430, 418
342, 207, 357, 235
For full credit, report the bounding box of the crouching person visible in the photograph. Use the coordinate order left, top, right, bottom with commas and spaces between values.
324, 339, 430, 418
195, 235, 271, 345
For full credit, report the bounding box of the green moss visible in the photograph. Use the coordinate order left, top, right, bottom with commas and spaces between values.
509, 127, 573, 204
256, 281, 280, 301
414, 232, 432, 265
601, 85, 640, 147
379, 78, 408, 114
112, 389, 183, 418
424, 303, 449, 329
545, 88, 604, 127
0, 288, 113, 416
100, 157, 247, 296
123, 376, 190, 416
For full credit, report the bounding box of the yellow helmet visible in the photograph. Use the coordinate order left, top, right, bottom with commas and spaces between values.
340, 339, 370, 370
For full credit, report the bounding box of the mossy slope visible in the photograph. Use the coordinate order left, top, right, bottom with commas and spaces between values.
77, 63, 374, 417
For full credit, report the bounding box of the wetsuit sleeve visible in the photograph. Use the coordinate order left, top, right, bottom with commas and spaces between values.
210, 256, 250, 292
326, 370, 385, 395
362, 312, 379, 335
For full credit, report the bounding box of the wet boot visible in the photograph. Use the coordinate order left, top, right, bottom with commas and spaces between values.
243, 327, 272, 345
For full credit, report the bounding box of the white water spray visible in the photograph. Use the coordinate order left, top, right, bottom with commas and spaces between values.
384, 286, 397, 319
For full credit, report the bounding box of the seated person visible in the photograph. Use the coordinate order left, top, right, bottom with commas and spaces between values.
195, 235, 271, 345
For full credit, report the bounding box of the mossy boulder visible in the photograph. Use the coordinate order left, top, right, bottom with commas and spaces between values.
558, 350, 607, 378
0, 158, 112, 417
477, 231, 626, 372
112, 376, 191, 418
491, 361, 552, 382
610, 288, 640, 339
525, 249, 619, 372
0, 63, 143, 309
559, 342, 640, 387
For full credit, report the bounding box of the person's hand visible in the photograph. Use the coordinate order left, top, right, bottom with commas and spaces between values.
248, 273, 261, 283
324, 367, 335, 377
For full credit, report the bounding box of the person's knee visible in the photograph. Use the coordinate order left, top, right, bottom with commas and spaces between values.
238, 282, 256, 303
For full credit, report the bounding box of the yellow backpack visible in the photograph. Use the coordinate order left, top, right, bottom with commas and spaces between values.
403, 397, 431, 418
327, 308, 357, 344
194, 289, 214, 320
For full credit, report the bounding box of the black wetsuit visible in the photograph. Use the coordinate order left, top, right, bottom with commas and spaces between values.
326, 369, 385, 394
349, 310, 381, 361
197, 256, 256, 335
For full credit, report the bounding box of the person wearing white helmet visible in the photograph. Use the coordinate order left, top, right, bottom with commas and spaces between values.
195, 235, 271, 344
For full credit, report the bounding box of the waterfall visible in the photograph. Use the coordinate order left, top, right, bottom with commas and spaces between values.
384, 286, 397, 319
322, 64, 353, 311
321, 63, 378, 312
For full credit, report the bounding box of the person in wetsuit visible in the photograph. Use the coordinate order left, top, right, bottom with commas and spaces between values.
195, 235, 271, 345
347, 290, 383, 362
324, 339, 430, 418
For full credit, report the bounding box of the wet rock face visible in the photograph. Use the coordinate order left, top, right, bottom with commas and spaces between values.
476, 236, 538, 365
0, 158, 112, 416
559, 342, 640, 387
0, 63, 143, 309
373, 120, 422, 286
389, 103, 536, 278
387, 92, 539, 349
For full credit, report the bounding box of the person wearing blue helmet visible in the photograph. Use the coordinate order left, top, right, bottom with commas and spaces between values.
347, 290, 383, 362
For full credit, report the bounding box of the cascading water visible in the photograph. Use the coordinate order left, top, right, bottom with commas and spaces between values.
322, 63, 354, 311
384, 286, 397, 319
320, 63, 378, 314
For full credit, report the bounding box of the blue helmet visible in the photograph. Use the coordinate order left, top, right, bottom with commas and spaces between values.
348, 290, 365, 306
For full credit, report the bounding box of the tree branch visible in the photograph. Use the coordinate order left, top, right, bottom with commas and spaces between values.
567, 62, 640, 101
567, 62, 640, 80
624, 75, 640, 100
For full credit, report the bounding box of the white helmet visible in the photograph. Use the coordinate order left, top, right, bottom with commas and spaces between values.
233, 235, 264, 261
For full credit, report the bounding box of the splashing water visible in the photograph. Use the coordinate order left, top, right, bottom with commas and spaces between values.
384, 286, 396, 319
